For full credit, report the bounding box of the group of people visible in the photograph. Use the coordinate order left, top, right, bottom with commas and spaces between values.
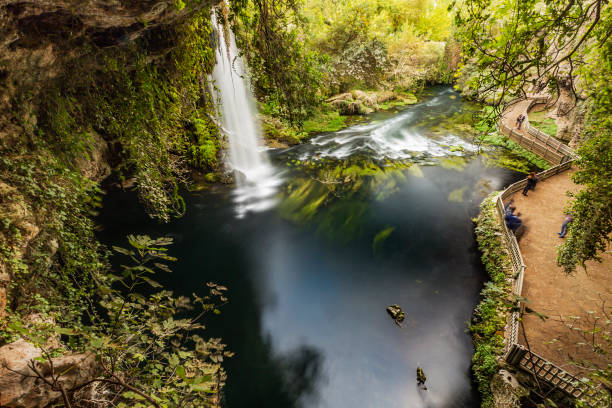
515, 113, 526, 129
504, 172, 573, 238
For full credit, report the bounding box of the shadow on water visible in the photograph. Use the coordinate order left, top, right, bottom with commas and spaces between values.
97, 86, 527, 408
97, 189, 326, 408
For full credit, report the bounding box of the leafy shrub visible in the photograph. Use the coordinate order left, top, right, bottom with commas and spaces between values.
471, 194, 515, 406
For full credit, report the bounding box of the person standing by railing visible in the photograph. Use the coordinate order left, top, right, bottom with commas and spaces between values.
522, 172, 538, 196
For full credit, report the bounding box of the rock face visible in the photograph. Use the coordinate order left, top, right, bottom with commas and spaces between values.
490, 369, 529, 408
0, 2, 217, 406
0, 0, 218, 147
1, 1, 209, 95
0, 340, 97, 408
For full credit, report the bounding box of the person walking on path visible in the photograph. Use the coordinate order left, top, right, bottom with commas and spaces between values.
522, 172, 538, 196
515, 113, 525, 129
558, 214, 572, 238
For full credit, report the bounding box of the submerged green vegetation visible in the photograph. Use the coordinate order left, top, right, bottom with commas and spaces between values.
279, 158, 413, 242
1, 0, 610, 406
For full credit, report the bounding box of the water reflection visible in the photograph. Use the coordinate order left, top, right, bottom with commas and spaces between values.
97, 87, 528, 408
277, 158, 412, 242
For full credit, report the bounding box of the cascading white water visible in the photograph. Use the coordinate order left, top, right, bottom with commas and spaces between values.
211, 10, 281, 217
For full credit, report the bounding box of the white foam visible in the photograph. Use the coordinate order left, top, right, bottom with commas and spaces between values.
211, 9, 281, 217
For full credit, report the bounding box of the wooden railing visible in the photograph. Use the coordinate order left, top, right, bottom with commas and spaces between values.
506, 344, 611, 407
498, 97, 575, 165
493, 162, 610, 407
491, 132, 608, 404
489, 96, 610, 405
496, 160, 573, 353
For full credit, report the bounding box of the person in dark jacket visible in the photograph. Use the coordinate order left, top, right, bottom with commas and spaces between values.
522, 172, 538, 196
504, 199, 515, 216
506, 214, 522, 233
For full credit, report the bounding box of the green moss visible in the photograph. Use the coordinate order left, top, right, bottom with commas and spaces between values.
478, 132, 550, 171
530, 117, 558, 137
378, 92, 418, 110
188, 116, 219, 169
472, 194, 515, 407
302, 109, 347, 134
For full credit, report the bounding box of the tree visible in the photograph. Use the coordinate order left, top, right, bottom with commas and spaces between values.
454, 1, 611, 270
556, 3, 611, 274
229, 0, 322, 124
453, 0, 607, 110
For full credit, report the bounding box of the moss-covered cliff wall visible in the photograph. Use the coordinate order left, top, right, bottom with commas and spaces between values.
0, 2, 231, 406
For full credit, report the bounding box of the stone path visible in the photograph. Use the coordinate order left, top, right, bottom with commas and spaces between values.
507, 172, 612, 376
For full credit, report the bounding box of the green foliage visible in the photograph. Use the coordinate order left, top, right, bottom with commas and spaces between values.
557, 10, 612, 274
8, 235, 230, 407
302, 0, 454, 92
1, 8, 230, 406
81, 236, 230, 407
472, 194, 515, 406
34, 10, 218, 222
230, 0, 323, 124
453, 0, 608, 108
231, 0, 456, 127
557, 133, 612, 274
0, 145, 107, 343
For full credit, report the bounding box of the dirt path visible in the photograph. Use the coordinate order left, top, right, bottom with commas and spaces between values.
506, 171, 612, 375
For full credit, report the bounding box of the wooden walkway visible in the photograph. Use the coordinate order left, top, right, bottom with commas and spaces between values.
499, 97, 575, 165
494, 98, 610, 406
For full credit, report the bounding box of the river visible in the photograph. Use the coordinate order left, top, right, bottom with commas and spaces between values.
98, 86, 527, 408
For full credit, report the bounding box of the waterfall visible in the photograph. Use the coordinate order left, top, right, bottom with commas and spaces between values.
211, 10, 281, 217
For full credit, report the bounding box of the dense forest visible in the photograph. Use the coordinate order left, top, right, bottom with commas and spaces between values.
0, 1, 609, 407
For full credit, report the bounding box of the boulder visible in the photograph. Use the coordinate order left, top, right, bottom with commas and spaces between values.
490, 369, 529, 408
326, 93, 353, 103
0, 340, 97, 408
386, 304, 405, 325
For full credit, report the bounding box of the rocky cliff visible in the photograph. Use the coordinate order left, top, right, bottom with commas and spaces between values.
0, 1, 222, 406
